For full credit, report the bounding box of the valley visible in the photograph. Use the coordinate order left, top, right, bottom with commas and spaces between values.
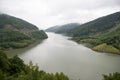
46, 12, 120, 54
0, 11, 120, 80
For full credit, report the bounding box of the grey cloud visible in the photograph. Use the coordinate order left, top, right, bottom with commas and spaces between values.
47, 0, 120, 10
0, 0, 120, 29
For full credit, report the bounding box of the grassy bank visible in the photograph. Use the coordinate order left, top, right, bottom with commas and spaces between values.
92, 43, 120, 54
70, 38, 120, 55
5, 40, 45, 57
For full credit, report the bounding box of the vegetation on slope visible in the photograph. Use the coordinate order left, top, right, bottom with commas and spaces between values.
0, 14, 38, 30
68, 12, 120, 37
103, 72, 120, 80
0, 30, 33, 49
46, 23, 80, 34
0, 50, 69, 80
46, 12, 120, 54
31, 30, 48, 39
69, 12, 120, 54
93, 43, 120, 54
0, 14, 48, 49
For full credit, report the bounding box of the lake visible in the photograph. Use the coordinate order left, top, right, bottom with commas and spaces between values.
6, 33, 120, 80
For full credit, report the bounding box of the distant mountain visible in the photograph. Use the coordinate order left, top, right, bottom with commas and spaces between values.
46, 25, 60, 32
46, 12, 120, 54
0, 14, 48, 49
46, 23, 80, 34
68, 12, 120, 37
73, 12, 120, 54
70, 12, 120, 54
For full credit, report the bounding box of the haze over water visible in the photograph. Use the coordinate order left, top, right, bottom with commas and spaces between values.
16, 33, 120, 80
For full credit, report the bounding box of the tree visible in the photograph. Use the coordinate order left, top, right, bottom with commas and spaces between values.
103, 72, 120, 80
8, 55, 25, 74
0, 50, 9, 72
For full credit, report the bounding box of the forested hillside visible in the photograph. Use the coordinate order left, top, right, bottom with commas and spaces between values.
46, 12, 120, 54
68, 12, 120, 37
70, 12, 120, 54
0, 14, 48, 49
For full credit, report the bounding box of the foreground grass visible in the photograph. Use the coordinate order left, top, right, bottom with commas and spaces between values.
5, 40, 43, 58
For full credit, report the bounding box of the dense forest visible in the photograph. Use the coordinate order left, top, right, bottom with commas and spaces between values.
0, 14, 48, 49
46, 12, 120, 54
103, 72, 120, 80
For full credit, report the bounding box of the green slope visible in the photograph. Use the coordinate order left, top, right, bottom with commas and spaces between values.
0, 14, 48, 49
0, 14, 38, 30
69, 12, 120, 37
93, 43, 120, 54
71, 12, 120, 54
46, 12, 120, 54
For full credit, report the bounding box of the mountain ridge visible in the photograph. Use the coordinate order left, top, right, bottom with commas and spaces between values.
46, 23, 80, 34
0, 13, 48, 49
46, 12, 120, 54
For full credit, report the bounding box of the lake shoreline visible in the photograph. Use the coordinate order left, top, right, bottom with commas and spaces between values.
5, 33, 120, 80
5, 40, 44, 57
69, 38, 120, 55
54, 33, 120, 55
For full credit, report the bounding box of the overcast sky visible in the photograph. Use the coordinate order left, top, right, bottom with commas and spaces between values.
0, 0, 120, 29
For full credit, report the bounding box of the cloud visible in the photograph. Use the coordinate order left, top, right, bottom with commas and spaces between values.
47, 0, 120, 13
0, 0, 120, 29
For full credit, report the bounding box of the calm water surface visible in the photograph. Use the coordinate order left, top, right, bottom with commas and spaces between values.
7, 33, 120, 80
